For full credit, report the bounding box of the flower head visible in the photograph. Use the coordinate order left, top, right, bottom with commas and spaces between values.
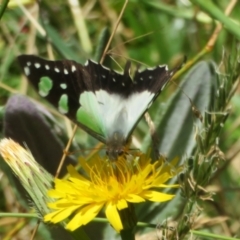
0, 138, 54, 215
44, 153, 180, 232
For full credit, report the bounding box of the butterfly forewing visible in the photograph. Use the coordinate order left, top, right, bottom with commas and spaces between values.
17, 55, 107, 142
18, 55, 82, 116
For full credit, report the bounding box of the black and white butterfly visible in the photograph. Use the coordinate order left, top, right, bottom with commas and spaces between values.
17, 55, 180, 159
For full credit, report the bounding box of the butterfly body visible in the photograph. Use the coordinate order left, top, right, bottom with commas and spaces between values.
17, 55, 179, 160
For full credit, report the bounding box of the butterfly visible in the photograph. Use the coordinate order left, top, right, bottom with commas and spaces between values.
17, 55, 180, 160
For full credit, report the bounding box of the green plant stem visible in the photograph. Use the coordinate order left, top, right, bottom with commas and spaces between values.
190, 0, 240, 39
0, 212, 37, 218
136, 221, 156, 228
191, 230, 240, 240
0, 0, 9, 20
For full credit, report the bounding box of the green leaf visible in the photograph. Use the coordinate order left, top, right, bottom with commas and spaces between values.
154, 61, 216, 160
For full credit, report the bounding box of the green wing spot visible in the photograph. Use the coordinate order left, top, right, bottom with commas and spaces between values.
60, 83, 67, 89
58, 94, 69, 114
39, 76, 53, 97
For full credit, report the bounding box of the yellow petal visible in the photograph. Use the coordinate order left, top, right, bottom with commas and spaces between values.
44, 205, 79, 223
116, 199, 128, 210
141, 190, 175, 202
47, 198, 84, 209
67, 165, 83, 178
78, 156, 98, 176
126, 194, 145, 203
66, 203, 103, 231
80, 203, 104, 224
105, 202, 123, 232
44, 209, 62, 222
47, 199, 72, 209
153, 172, 171, 185
47, 189, 63, 198
52, 179, 78, 194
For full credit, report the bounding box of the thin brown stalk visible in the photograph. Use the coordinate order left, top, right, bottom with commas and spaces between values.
100, 0, 129, 64
55, 124, 78, 178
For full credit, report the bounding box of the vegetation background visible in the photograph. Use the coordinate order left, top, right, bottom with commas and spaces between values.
0, 0, 240, 239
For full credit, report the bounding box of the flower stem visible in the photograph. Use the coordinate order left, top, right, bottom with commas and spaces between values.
120, 229, 135, 240
119, 203, 137, 239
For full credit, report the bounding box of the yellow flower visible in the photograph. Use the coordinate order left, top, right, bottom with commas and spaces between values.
44, 153, 180, 232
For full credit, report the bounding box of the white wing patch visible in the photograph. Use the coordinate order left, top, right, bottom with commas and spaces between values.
79, 90, 154, 141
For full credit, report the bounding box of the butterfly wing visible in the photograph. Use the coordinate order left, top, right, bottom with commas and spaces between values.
17, 55, 107, 143
76, 61, 180, 148
17, 55, 180, 153
123, 64, 179, 138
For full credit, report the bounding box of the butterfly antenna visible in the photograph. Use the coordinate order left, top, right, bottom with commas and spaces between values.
108, 31, 154, 53
107, 58, 132, 77
170, 80, 203, 122
108, 52, 148, 67
55, 125, 78, 178
165, 56, 202, 122
66, 142, 105, 156
183, 93, 203, 122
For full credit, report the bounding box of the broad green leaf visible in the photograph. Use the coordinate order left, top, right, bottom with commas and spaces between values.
142, 61, 216, 161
